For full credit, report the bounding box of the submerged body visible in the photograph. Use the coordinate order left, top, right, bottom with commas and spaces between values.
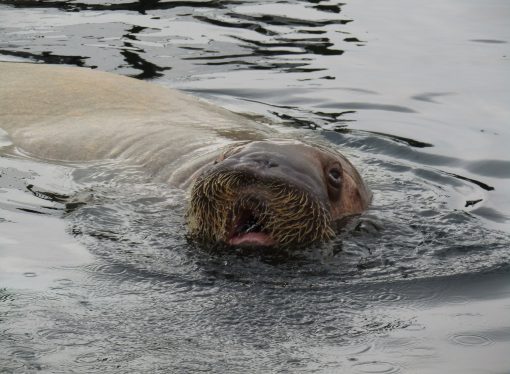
0, 62, 370, 248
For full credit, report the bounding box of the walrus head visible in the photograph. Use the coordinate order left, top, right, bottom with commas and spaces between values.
187, 140, 370, 249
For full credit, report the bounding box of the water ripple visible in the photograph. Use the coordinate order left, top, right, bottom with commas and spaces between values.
352, 361, 401, 374
449, 333, 493, 347
1, 1, 510, 373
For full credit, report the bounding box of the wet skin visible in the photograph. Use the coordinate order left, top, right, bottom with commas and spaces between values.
0, 62, 370, 249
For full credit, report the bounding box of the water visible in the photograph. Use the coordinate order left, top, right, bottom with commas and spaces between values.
1, 0, 509, 372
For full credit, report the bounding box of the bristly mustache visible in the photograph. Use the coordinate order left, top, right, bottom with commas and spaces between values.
187, 169, 335, 248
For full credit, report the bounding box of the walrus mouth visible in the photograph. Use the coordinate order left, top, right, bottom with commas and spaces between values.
228, 197, 276, 247
187, 169, 335, 249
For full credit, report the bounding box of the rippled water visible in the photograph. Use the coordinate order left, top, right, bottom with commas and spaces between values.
1, 0, 509, 372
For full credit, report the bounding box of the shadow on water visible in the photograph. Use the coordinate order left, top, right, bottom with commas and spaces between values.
0, 49, 89, 66
121, 25, 171, 79
0, 0, 233, 13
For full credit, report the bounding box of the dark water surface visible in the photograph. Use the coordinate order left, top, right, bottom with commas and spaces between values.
1, 0, 510, 372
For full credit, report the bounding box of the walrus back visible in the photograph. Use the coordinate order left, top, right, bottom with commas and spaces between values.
0, 62, 272, 164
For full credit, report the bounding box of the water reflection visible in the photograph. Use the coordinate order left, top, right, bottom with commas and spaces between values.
0, 49, 88, 66
0, 0, 355, 76
121, 25, 170, 79
0, 0, 229, 13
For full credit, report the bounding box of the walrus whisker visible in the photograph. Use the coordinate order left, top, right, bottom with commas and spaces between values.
187, 166, 342, 247
191, 151, 344, 248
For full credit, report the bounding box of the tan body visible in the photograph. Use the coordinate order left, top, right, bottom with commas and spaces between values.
0, 62, 274, 186
0, 62, 370, 248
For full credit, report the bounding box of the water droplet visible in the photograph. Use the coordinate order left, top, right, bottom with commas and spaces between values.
450, 334, 493, 346
352, 361, 401, 373
375, 291, 401, 302
75, 352, 101, 364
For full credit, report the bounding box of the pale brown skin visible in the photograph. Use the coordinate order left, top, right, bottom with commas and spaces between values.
0, 62, 370, 248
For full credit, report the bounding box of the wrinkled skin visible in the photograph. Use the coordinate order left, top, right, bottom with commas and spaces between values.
187, 140, 371, 248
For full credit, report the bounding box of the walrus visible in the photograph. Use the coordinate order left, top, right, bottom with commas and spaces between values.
0, 62, 371, 248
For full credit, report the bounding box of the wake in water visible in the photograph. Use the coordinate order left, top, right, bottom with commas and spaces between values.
53, 134, 510, 287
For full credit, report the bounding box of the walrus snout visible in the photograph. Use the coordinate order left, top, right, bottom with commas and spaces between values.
214, 147, 329, 203
243, 154, 279, 169
187, 165, 335, 248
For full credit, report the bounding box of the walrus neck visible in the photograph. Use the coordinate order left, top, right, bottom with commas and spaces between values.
163, 141, 232, 189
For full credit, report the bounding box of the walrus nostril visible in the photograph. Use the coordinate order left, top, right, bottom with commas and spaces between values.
251, 158, 278, 168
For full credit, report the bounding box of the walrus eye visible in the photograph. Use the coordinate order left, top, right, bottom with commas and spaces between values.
328, 167, 342, 188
